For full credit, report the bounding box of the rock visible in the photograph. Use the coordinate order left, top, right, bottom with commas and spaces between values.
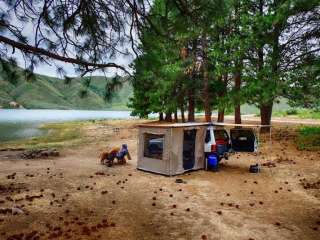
9, 101, 21, 108
11, 206, 24, 215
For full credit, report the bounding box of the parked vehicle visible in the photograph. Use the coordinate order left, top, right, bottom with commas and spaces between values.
204, 125, 231, 161
230, 128, 258, 152
204, 125, 258, 162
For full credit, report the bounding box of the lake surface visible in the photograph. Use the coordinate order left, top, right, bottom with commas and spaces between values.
0, 109, 134, 142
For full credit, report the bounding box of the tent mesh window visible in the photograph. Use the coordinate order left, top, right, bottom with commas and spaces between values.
143, 133, 164, 160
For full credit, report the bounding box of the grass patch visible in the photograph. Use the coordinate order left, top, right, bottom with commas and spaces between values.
270, 109, 320, 119
0, 121, 88, 150
296, 110, 320, 119
296, 126, 320, 151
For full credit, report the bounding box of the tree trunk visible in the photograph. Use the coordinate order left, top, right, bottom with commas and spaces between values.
180, 105, 185, 123
159, 112, 164, 121
218, 109, 225, 122
202, 33, 212, 122
233, 0, 242, 125
260, 103, 273, 132
188, 89, 195, 122
234, 105, 241, 124
179, 45, 187, 124
259, 4, 279, 133
217, 73, 227, 123
234, 71, 241, 124
165, 112, 172, 122
174, 110, 178, 122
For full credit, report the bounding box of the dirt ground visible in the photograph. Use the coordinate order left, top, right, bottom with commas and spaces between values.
0, 120, 319, 240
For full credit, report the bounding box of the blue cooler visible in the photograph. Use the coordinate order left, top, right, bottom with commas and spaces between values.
207, 154, 219, 171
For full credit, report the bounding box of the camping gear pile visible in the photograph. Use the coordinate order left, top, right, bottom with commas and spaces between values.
207, 154, 219, 171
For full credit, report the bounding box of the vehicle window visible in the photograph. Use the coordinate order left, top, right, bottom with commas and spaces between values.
214, 130, 228, 141
231, 130, 254, 139
230, 128, 256, 152
144, 133, 164, 160
205, 130, 211, 143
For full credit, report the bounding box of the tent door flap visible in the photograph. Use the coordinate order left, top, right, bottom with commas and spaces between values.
183, 129, 197, 170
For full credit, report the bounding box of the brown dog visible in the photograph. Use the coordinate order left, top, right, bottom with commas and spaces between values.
100, 144, 131, 167
100, 147, 120, 165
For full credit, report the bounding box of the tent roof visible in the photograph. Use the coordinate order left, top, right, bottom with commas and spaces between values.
138, 122, 210, 128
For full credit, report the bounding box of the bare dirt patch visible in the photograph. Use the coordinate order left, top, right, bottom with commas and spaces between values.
0, 120, 319, 240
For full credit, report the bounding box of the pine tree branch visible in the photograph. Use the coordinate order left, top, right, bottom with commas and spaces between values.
0, 35, 131, 76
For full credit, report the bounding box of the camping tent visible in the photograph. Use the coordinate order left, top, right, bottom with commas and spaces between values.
137, 122, 210, 176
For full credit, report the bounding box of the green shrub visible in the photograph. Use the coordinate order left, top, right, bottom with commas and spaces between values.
286, 109, 298, 115
296, 126, 320, 151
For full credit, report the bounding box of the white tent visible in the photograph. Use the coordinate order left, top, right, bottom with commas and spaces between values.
137, 122, 209, 176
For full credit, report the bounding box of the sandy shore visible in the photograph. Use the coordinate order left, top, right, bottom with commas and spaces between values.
0, 119, 319, 240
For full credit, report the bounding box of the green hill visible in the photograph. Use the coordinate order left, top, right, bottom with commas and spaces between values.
0, 64, 132, 110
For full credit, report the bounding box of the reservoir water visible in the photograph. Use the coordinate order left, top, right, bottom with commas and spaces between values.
0, 109, 133, 142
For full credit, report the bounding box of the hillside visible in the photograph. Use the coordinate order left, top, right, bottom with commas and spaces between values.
0, 64, 132, 110
0, 63, 292, 113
